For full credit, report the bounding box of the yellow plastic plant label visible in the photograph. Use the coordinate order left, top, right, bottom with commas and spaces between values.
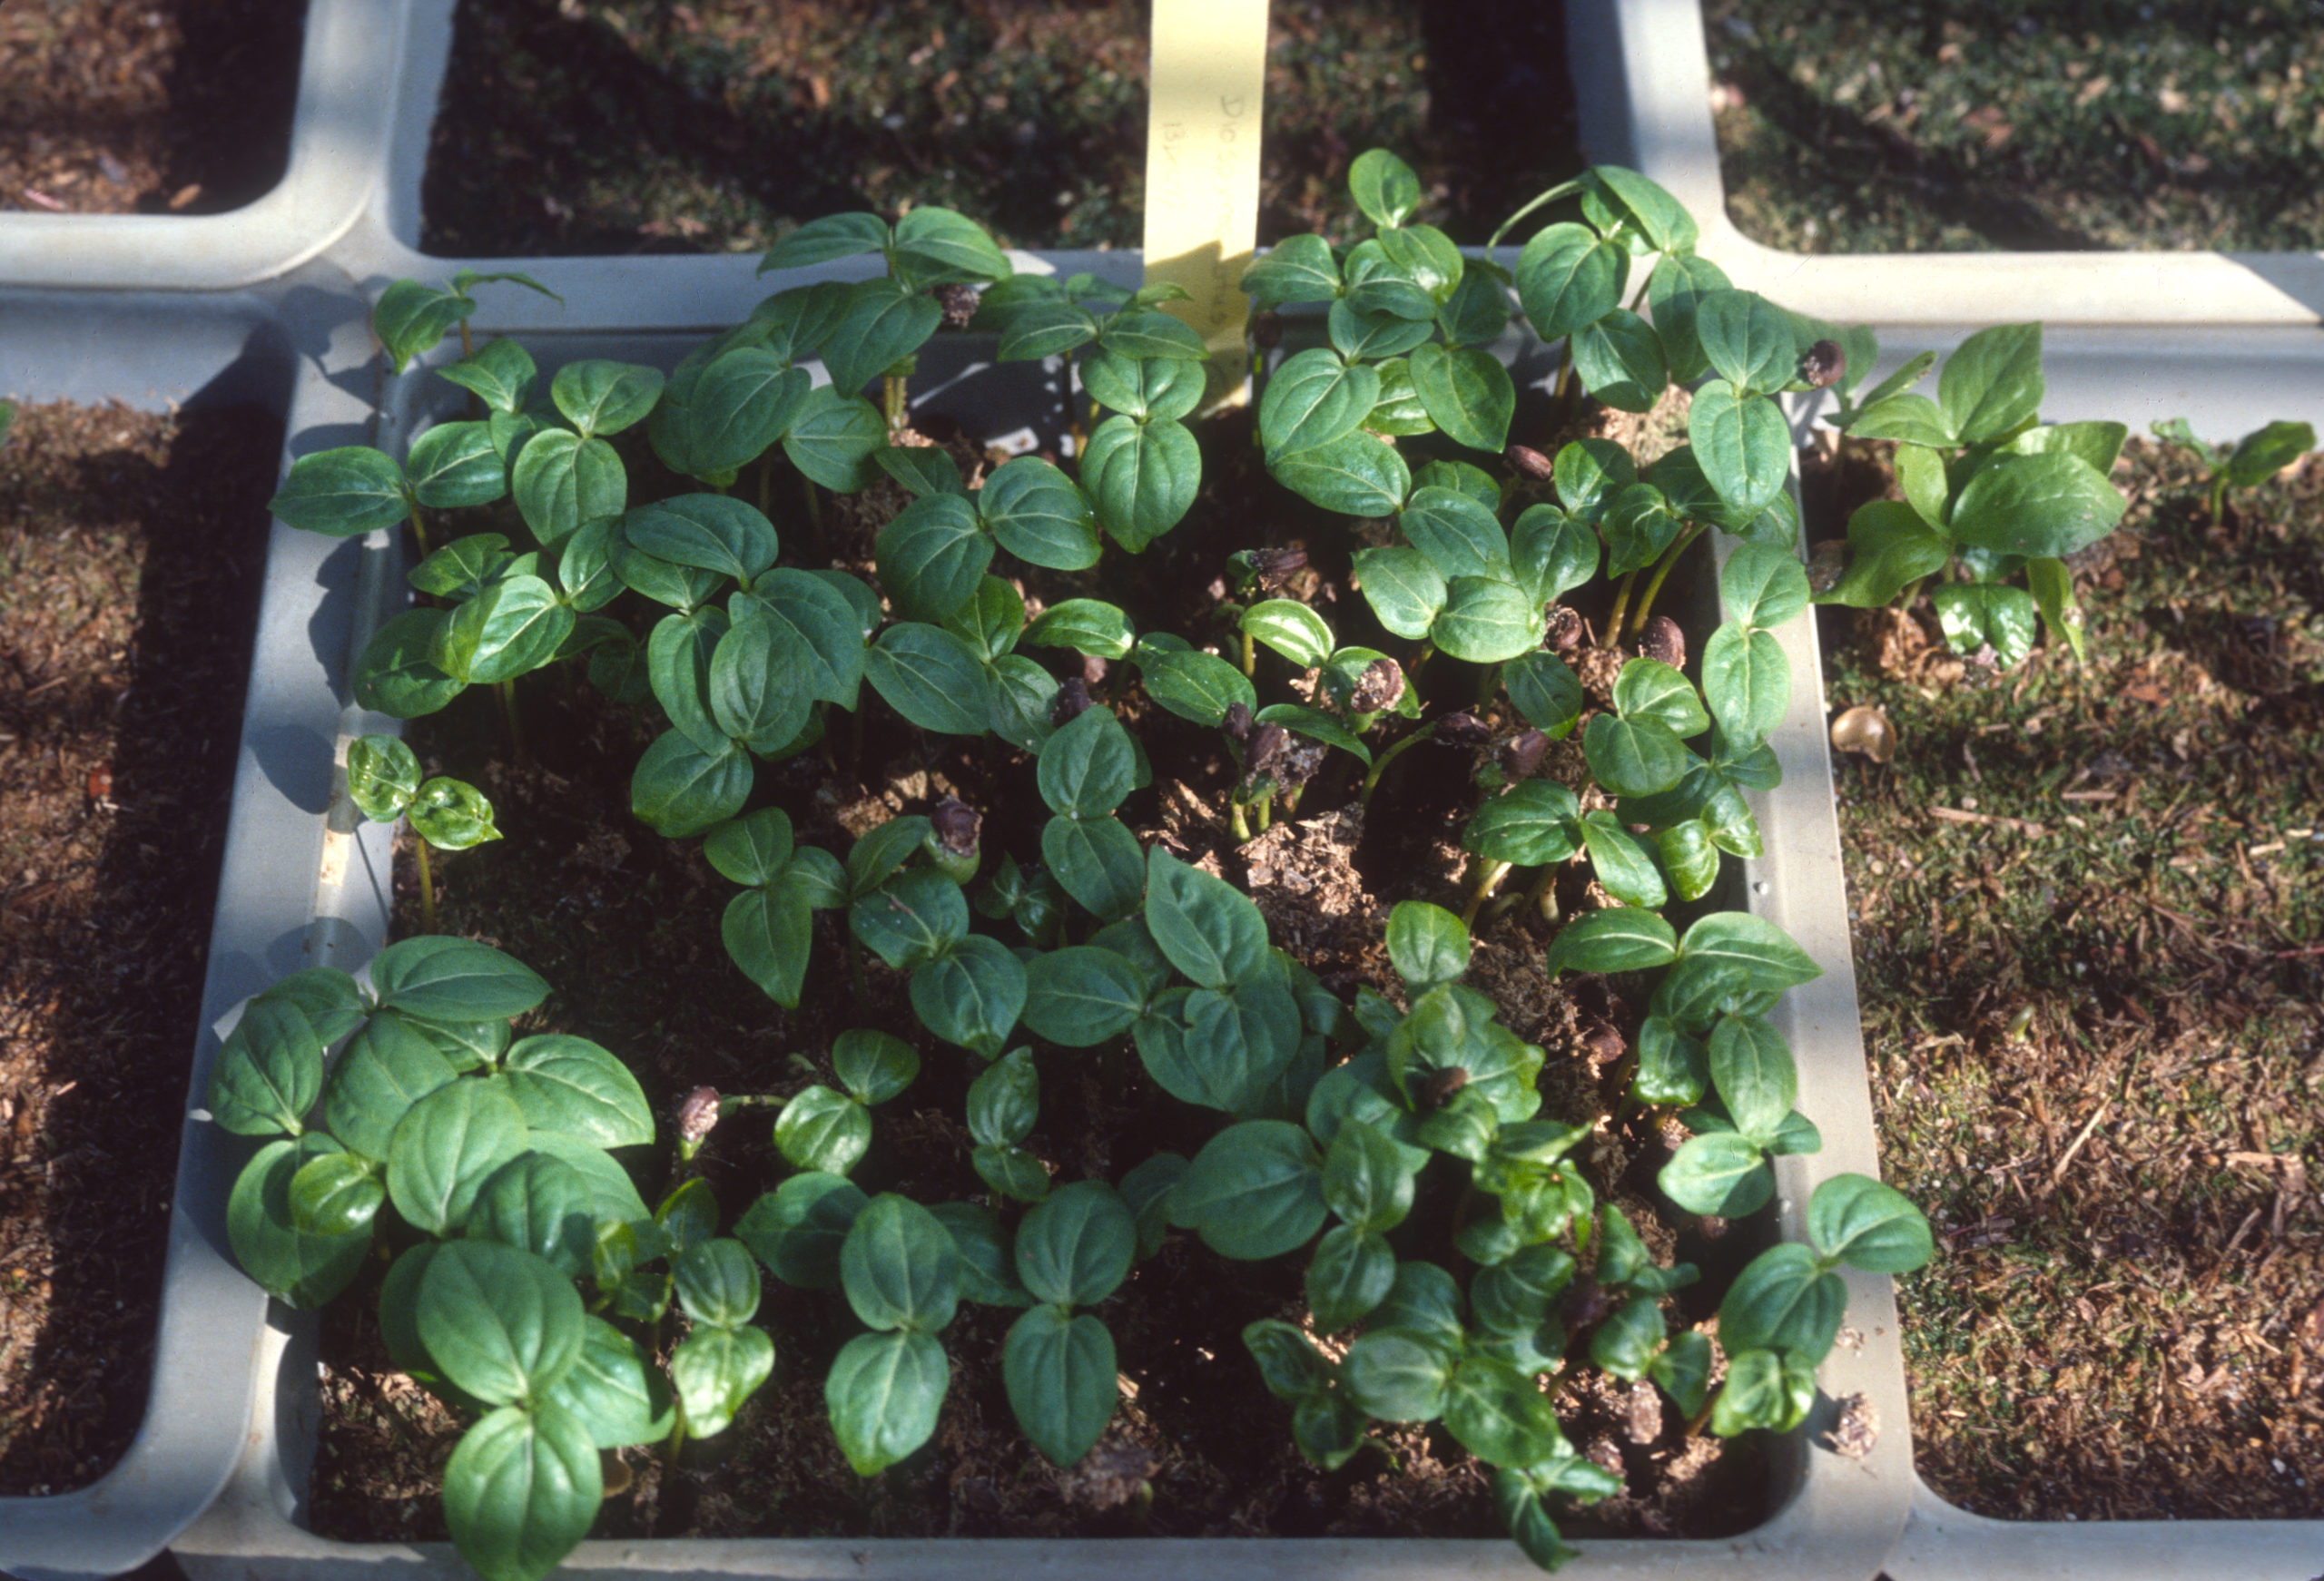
1143, 0, 1268, 370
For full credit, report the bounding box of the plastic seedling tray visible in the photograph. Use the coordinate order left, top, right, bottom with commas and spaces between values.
0, 2, 411, 293
162, 244, 1918, 1581
0, 275, 394, 1581
1779, 335, 2324, 1581
1564, 0, 2324, 330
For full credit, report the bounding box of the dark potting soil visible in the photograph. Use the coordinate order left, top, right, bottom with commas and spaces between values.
306, 390, 1770, 1547
0, 399, 282, 1492
0, 0, 306, 217
419, 0, 1582, 256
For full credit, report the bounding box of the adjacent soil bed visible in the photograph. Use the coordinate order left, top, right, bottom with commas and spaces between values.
0, 399, 281, 1493
1703, 0, 2324, 253
1808, 432, 2324, 1518
306, 391, 1768, 1547
0, 0, 305, 217
420, 0, 1581, 255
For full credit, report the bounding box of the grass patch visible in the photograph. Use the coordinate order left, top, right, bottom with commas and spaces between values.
1705, 0, 2324, 252
1820, 432, 2324, 1517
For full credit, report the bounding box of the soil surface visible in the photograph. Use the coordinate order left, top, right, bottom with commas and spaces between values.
0, 400, 281, 1493
0, 0, 305, 216
420, 0, 1581, 255
1810, 431, 2324, 1519
305, 395, 1765, 1548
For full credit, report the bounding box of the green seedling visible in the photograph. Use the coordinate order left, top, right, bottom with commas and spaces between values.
231, 149, 1988, 1576
1815, 324, 2135, 665
2154, 415, 2316, 522
346, 734, 500, 933
211, 938, 772, 1581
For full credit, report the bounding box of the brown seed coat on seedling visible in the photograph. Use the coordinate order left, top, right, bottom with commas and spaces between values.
1829, 704, 1897, 764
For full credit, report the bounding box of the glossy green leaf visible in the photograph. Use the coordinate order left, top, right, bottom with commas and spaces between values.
1271, 428, 1410, 518
865, 623, 992, 736
1259, 349, 1380, 460
1349, 545, 1446, 640
1023, 597, 1135, 660
1348, 147, 1423, 225
1644, 250, 1732, 384
1241, 598, 1333, 669
1570, 308, 1666, 412
978, 455, 1100, 570
1544, 907, 1678, 976
1244, 1318, 1334, 1401
1406, 342, 1513, 453
1015, 1181, 1136, 1306
1515, 222, 1625, 341
1170, 1120, 1327, 1261
500, 1035, 654, 1148
1710, 1347, 1817, 1438
1321, 1117, 1416, 1234
1688, 381, 1790, 517
417, 1239, 585, 1408
226, 1134, 373, 1308
1305, 1223, 1395, 1333
550, 360, 663, 440
1949, 452, 2126, 559
1145, 848, 1269, 989
1003, 1306, 1118, 1467
468, 1153, 599, 1280
1022, 946, 1148, 1046
1432, 575, 1544, 664
1719, 1242, 1846, 1360
775, 1085, 872, 1175
1699, 624, 1789, 747
822, 279, 943, 398
544, 1317, 667, 1449
1039, 812, 1146, 922
1240, 233, 1342, 307
631, 728, 752, 839
842, 1193, 962, 1332
1600, 482, 1681, 578
210, 997, 325, 1138
1038, 703, 1137, 819
851, 868, 968, 972
1930, 582, 2040, 668
723, 878, 816, 1008
877, 492, 991, 624
1137, 643, 1254, 727
441, 1401, 601, 1581
372, 937, 548, 1023
909, 935, 1025, 1058
1657, 1132, 1774, 1218
1807, 1173, 1935, 1273
1818, 500, 1952, 609
758, 211, 889, 271
891, 205, 1010, 285
1720, 542, 1813, 631
669, 1322, 773, 1440
734, 1172, 866, 1290
387, 1078, 529, 1236
406, 421, 507, 510
1444, 1353, 1567, 1468
1509, 505, 1598, 606
1708, 1014, 1796, 1143
1695, 289, 1797, 396
270, 446, 410, 538
1082, 414, 1199, 551
1462, 781, 1581, 868
783, 385, 887, 492
372, 280, 473, 374
825, 1328, 949, 1476
321, 1013, 457, 1160
832, 1030, 920, 1107
1937, 323, 2043, 444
